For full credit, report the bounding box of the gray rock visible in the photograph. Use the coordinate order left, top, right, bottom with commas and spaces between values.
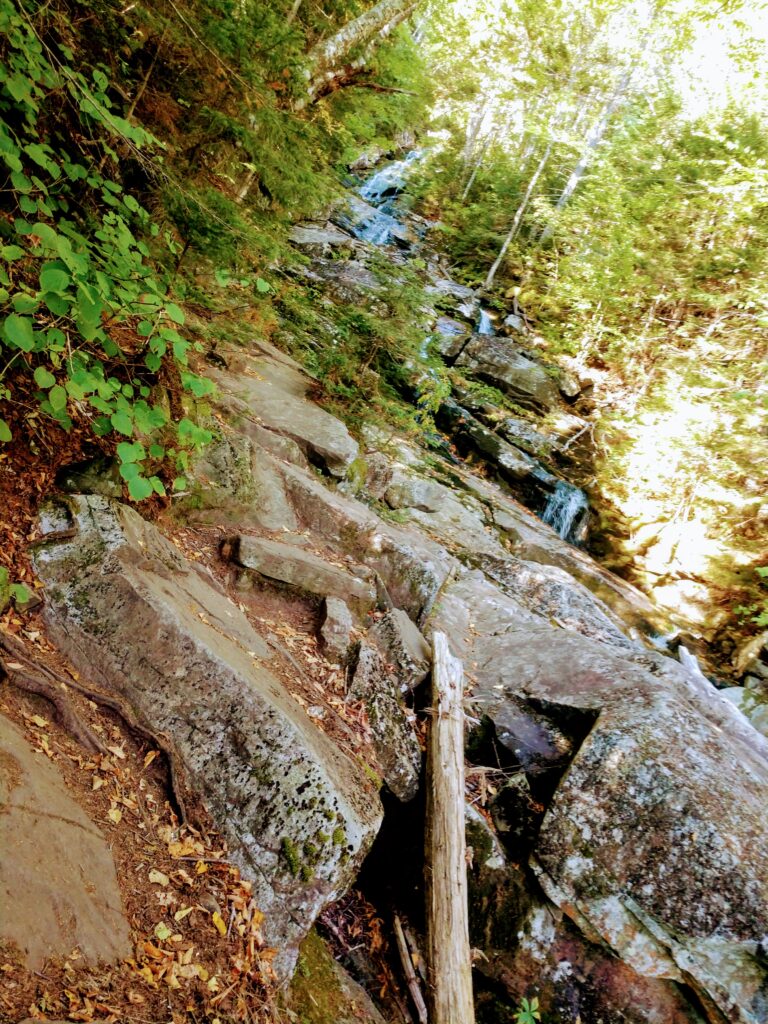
503, 312, 525, 333
33, 496, 382, 978
733, 631, 768, 679
289, 222, 356, 253
320, 597, 355, 664
369, 608, 431, 691
278, 461, 456, 621
432, 316, 470, 359
428, 572, 768, 1024
475, 553, 634, 651
0, 713, 131, 969
348, 643, 421, 802
210, 341, 359, 478
234, 535, 377, 615
497, 415, 559, 460
57, 455, 122, 498
456, 335, 562, 411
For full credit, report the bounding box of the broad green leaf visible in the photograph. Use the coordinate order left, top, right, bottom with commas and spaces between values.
0, 418, 11, 442
1, 245, 25, 261
256, 277, 271, 293
164, 302, 185, 325
33, 366, 55, 388
128, 476, 153, 501
39, 264, 70, 293
111, 410, 133, 436
3, 314, 35, 351
48, 384, 67, 412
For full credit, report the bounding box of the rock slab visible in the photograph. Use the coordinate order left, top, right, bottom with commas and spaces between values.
0, 713, 130, 968
33, 495, 382, 977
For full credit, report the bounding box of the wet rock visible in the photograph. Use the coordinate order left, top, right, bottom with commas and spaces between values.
286, 928, 386, 1023
234, 535, 377, 615
503, 312, 526, 333
332, 196, 412, 248
348, 642, 421, 802
369, 608, 431, 691
438, 400, 558, 501
33, 496, 382, 978
320, 597, 355, 665
432, 315, 470, 359
456, 335, 562, 411
0, 713, 131, 969
488, 774, 545, 857
428, 572, 768, 1023
209, 340, 359, 477
497, 415, 559, 461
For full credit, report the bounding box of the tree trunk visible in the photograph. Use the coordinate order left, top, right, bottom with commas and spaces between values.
425, 632, 475, 1024
483, 139, 553, 290
302, 0, 420, 104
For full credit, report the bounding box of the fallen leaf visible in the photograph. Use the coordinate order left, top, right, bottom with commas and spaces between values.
149, 869, 170, 887
174, 906, 193, 922
212, 911, 227, 936
154, 921, 172, 942
107, 807, 122, 825
30, 714, 49, 728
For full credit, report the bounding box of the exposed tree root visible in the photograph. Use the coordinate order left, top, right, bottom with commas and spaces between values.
0, 628, 192, 823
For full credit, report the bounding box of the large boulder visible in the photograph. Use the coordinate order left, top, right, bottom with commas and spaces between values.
0, 713, 131, 968
209, 339, 359, 478
233, 534, 377, 616
428, 573, 768, 1024
456, 335, 562, 411
33, 495, 382, 978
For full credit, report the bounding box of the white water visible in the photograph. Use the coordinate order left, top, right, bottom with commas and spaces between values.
542, 480, 589, 543
359, 149, 422, 205
477, 309, 495, 335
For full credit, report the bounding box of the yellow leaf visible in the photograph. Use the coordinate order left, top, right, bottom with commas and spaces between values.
212, 911, 227, 936
107, 807, 122, 825
30, 715, 48, 728
91, 776, 105, 791
143, 750, 158, 768
149, 869, 170, 887
174, 906, 193, 922
107, 744, 126, 759
195, 860, 208, 875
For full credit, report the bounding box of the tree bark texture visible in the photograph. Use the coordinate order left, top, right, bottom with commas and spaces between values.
425, 631, 475, 1024
303, 0, 420, 103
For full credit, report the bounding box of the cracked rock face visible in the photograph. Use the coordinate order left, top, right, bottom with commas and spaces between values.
33, 495, 382, 978
428, 572, 768, 1024
0, 713, 131, 969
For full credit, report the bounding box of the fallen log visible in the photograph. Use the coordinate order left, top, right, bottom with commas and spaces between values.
425, 631, 475, 1024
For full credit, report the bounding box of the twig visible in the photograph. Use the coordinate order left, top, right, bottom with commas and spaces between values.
394, 913, 428, 1024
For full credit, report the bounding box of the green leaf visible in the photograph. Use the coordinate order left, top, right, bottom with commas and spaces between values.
149, 444, 165, 459
48, 384, 68, 412
149, 476, 166, 496
164, 302, 185, 325
11, 293, 39, 314
30, 222, 58, 248
3, 314, 35, 351
34, 366, 55, 388
119, 462, 141, 481
111, 410, 133, 436
39, 264, 70, 293
116, 441, 145, 464
42, 292, 69, 317
172, 475, 187, 491
1, 245, 25, 262
0, 418, 12, 443
256, 277, 271, 293
128, 476, 153, 501
10, 583, 31, 605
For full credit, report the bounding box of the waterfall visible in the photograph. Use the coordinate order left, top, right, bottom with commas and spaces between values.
542, 480, 589, 543
477, 309, 495, 335
359, 149, 422, 206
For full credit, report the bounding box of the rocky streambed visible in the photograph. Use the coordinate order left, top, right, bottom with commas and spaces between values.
3, 154, 768, 1024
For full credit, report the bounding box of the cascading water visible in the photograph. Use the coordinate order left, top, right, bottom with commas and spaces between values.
477, 309, 495, 335
359, 149, 422, 206
542, 480, 589, 544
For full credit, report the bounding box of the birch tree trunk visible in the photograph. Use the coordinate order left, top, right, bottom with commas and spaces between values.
483, 139, 553, 290
302, 0, 421, 104
425, 632, 474, 1024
